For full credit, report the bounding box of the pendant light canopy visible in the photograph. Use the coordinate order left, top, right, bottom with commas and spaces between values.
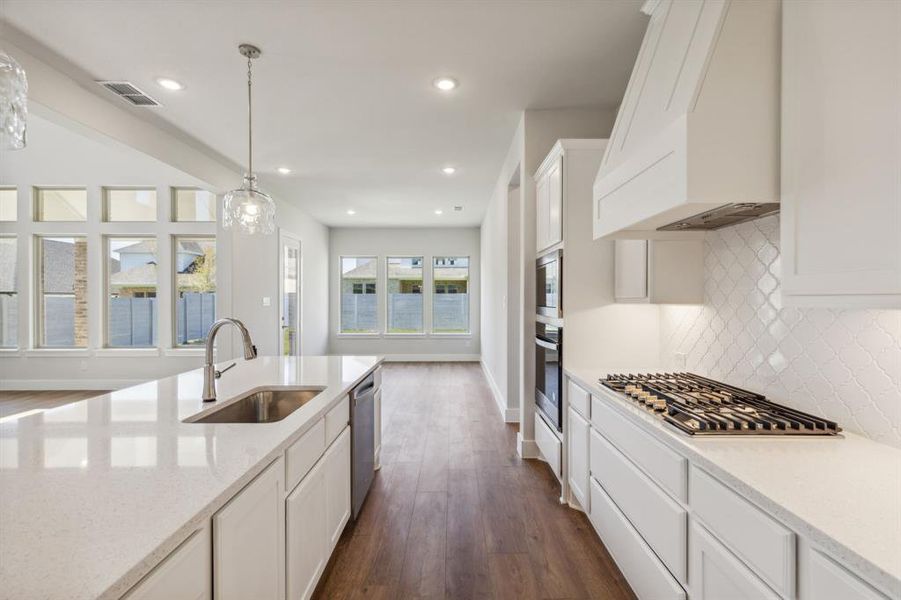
222, 44, 276, 235
0, 49, 28, 151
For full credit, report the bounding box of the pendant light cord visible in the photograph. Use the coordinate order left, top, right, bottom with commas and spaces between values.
247, 55, 253, 179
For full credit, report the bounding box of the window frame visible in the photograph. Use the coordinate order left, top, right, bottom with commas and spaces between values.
103, 235, 160, 349
431, 255, 471, 335
0, 235, 18, 349
102, 187, 159, 223
0, 187, 17, 222
171, 187, 217, 223
338, 255, 379, 336
34, 234, 89, 349
171, 235, 217, 348
385, 255, 425, 336
33, 187, 89, 222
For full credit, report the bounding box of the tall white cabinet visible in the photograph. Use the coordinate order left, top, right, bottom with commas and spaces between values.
535, 153, 564, 253
781, 0, 901, 308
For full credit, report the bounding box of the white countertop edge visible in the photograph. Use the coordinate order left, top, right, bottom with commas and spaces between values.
563, 366, 901, 596
99, 356, 385, 600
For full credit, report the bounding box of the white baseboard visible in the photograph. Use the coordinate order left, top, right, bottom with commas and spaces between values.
517, 432, 540, 459
1, 379, 141, 391
480, 359, 517, 423
381, 354, 480, 362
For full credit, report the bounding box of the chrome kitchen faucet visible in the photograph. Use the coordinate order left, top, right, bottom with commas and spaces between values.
202, 318, 258, 402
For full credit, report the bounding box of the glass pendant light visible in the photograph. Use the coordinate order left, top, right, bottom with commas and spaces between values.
222, 44, 276, 235
0, 49, 28, 150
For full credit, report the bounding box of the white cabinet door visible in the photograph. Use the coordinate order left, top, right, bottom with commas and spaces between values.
125, 524, 211, 600
286, 458, 328, 600
324, 427, 352, 553
213, 458, 285, 600
536, 172, 549, 253
567, 406, 590, 511
614, 240, 649, 302
546, 157, 563, 248
781, 1, 901, 308
689, 520, 780, 600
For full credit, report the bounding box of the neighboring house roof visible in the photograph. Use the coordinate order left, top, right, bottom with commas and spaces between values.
41, 238, 80, 294
118, 240, 203, 255
110, 264, 207, 289
344, 261, 467, 281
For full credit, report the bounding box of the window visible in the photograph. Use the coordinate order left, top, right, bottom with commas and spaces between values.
340, 257, 377, 333
174, 237, 216, 346
37, 236, 88, 347
103, 188, 157, 222
0, 188, 16, 221
432, 256, 469, 333
106, 237, 158, 347
173, 188, 216, 222
35, 188, 88, 221
0, 237, 16, 347
387, 256, 423, 334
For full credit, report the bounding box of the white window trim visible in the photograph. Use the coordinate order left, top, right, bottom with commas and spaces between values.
338, 255, 380, 335
0, 184, 216, 353
385, 255, 425, 336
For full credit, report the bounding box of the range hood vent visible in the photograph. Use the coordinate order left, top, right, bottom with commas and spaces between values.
96, 81, 160, 107
658, 203, 780, 231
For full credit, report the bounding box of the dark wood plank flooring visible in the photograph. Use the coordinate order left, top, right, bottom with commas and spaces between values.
0, 390, 108, 419
314, 362, 635, 600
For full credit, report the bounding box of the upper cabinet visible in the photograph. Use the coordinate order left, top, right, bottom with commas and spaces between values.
593, 0, 781, 238
781, 1, 901, 308
536, 153, 563, 253
535, 140, 606, 256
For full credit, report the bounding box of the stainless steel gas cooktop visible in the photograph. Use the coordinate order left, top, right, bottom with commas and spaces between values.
600, 372, 841, 436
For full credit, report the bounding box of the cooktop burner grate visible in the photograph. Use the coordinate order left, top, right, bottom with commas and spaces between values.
600, 372, 841, 436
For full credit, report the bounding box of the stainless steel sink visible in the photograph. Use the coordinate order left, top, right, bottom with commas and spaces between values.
188, 388, 324, 423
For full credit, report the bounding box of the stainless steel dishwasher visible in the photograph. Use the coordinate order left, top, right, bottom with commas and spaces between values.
350, 372, 376, 519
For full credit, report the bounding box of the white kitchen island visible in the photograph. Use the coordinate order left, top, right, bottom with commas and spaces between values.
0, 355, 383, 600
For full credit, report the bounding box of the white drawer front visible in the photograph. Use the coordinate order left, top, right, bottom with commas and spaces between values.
690, 520, 781, 600
690, 466, 796, 598
534, 413, 561, 479
591, 395, 687, 502
590, 429, 687, 583
286, 419, 326, 493
325, 396, 349, 447
567, 379, 590, 419
589, 478, 686, 600
807, 549, 889, 600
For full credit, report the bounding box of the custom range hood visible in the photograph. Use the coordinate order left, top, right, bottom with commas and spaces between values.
593, 0, 781, 238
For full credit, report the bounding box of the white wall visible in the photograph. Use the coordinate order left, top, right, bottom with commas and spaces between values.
328, 227, 480, 359
227, 200, 330, 358
480, 119, 523, 420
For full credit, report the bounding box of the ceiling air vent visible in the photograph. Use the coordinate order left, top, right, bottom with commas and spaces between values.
96, 81, 161, 107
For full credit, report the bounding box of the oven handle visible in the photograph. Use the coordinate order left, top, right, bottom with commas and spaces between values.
535, 336, 559, 351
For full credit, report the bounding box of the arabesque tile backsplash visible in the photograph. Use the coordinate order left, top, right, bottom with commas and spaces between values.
660, 215, 901, 448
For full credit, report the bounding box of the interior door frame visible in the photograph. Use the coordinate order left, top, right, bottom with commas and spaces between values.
278, 229, 302, 357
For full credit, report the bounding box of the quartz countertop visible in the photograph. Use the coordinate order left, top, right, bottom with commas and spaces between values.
0, 355, 383, 600
565, 366, 901, 598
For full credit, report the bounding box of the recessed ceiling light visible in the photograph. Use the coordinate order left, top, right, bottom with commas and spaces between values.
346, 209, 356, 215
442, 166, 456, 175
433, 77, 458, 91
434, 209, 444, 215
277, 167, 292, 175
155, 77, 184, 91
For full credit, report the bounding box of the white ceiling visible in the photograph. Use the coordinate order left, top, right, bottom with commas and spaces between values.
1, 0, 647, 227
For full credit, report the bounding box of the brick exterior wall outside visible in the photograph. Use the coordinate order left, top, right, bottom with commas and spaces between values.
73, 239, 88, 346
